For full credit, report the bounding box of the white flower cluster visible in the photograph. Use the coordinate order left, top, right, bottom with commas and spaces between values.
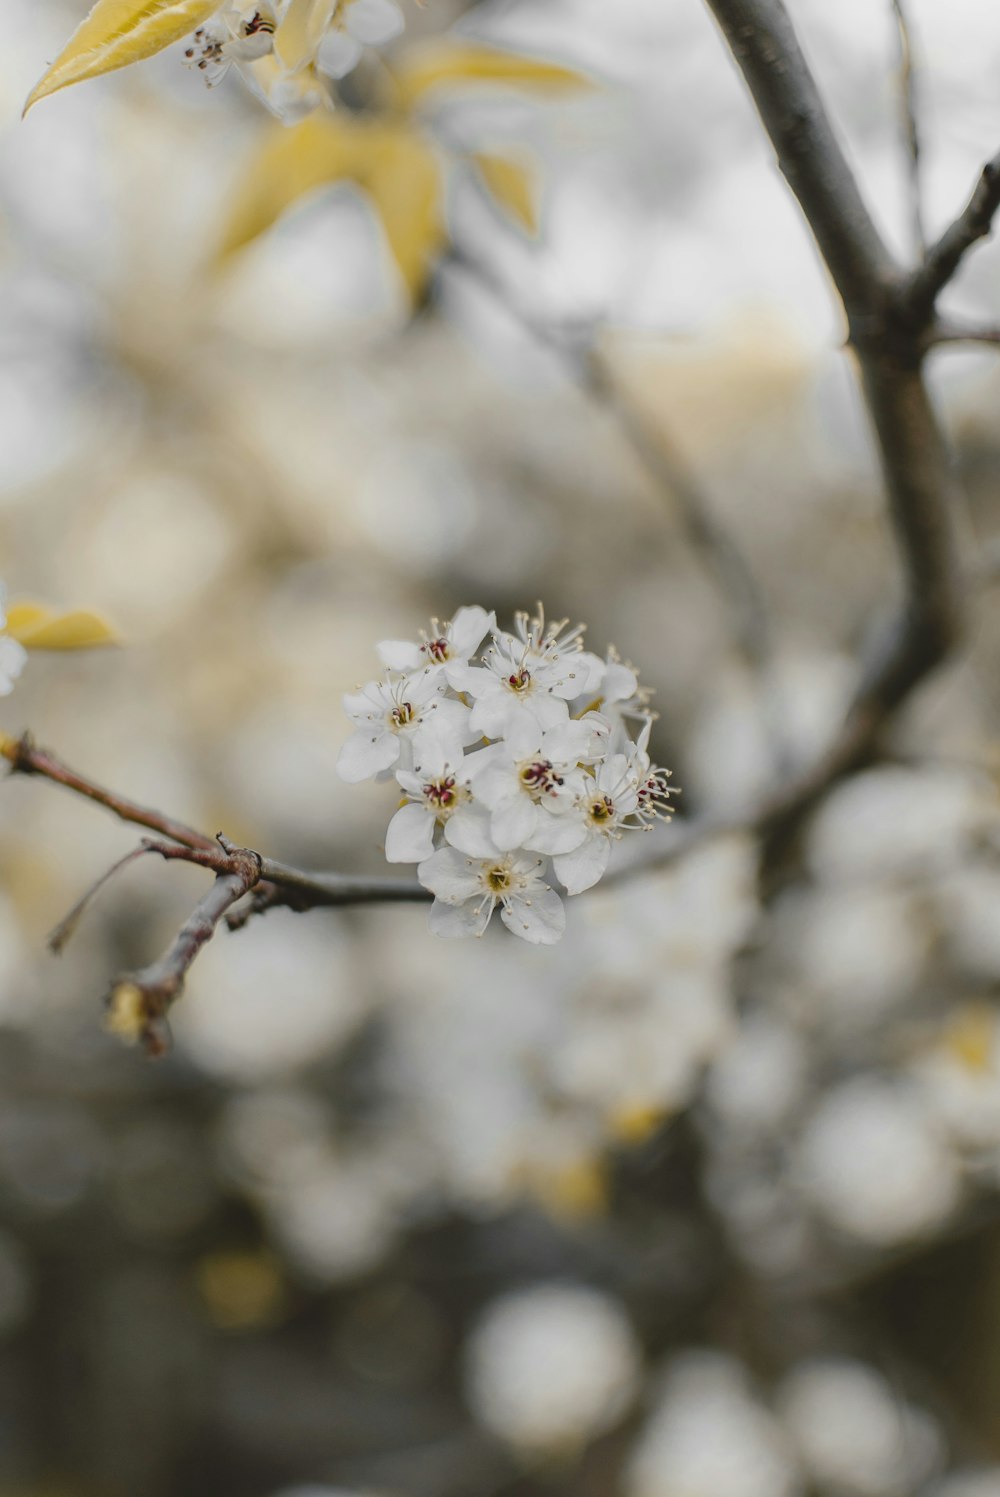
0, 585, 26, 698
183, 0, 404, 121
337, 605, 674, 944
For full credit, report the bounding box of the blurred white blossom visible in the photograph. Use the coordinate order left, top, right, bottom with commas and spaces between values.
465, 1283, 641, 1456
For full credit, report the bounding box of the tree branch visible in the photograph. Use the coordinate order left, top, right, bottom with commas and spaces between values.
890, 0, 925, 256
904, 148, 1000, 324
705, 0, 965, 861
443, 247, 772, 673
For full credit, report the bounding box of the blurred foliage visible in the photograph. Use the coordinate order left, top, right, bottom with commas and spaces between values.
6, 0, 1000, 1495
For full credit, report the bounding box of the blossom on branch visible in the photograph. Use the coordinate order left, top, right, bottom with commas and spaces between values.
338, 605, 676, 942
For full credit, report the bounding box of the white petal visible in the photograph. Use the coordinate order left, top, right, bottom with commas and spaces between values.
427, 697, 476, 744
553, 836, 612, 895
469, 692, 519, 739
0, 637, 27, 695
444, 808, 501, 858
501, 887, 565, 944
526, 810, 588, 856
490, 796, 539, 851
418, 847, 483, 903
429, 897, 493, 940
316, 28, 362, 76
525, 694, 572, 730
448, 605, 495, 661
336, 728, 399, 783
603, 660, 638, 703
377, 639, 423, 672
445, 662, 489, 695
384, 803, 436, 863
468, 761, 517, 809
346, 0, 404, 43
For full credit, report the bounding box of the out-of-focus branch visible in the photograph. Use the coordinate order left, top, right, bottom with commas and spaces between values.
443, 247, 772, 673
904, 148, 1000, 325
890, 0, 925, 255
925, 317, 1000, 349
705, 0, 964, 861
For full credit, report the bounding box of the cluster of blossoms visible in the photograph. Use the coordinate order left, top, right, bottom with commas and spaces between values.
0, 586, 26, 698
337, 605, 675, 944
182, 0, 404, 120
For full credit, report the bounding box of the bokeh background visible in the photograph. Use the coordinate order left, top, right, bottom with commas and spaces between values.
5, 0, 1000, 1493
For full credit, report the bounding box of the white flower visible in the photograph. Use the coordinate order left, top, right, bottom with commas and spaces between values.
337, 669, 472, 784
0, 587, 27, 698
465, 1284, 641, 1456
469, 714, 604, 855
625, 719, 675, 828
551, 754, 643, 895
449, 606, 605, 739
417, 846, 565, 944
377, 605, 495, 680
385, 738, 494, 863
183, 4, 280, 85
338, 604, 675, 939
576, 645, 653, 752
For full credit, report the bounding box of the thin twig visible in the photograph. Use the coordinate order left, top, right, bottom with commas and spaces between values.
904, 148, 1000, 325
890, 0, 925, 256
47, 843, 151, 954
925, 316, 1000, 348
443, 247, 772, 673
1, 732, 214, 851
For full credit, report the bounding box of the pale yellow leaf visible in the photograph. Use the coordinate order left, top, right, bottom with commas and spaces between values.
274, 0, 335, 72
363, 126, 446, 303
24, 0, 221, 112
473, 150, 539, 234
392, 42, 591, 110
217, 112, 367, 260
5, 603, 118, 650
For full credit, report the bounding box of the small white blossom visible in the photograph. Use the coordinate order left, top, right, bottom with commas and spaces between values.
470, 714, 603, 855
0, 587, 27, 698
377, 605, 495, 680
183, 0, 405, 113
337, 669, 472, 784
418, 847, 565, 944
338, 605, 675, 942
385, 738, 492, 863
552, 754, 643, 895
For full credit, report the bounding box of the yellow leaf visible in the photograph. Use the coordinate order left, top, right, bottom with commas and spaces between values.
5, 603, 118, 650
363, 126, 446, 303
217, 113, 445, 303
473, 150, 539, 234
217, 112, 367, 260
24, 0, 221, 112
274, 0, 335, 72
392, 42, 591, 110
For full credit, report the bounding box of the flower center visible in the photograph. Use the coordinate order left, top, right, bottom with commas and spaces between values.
518, 759, 562, 798
486, 865, 512, 893
243, 8, 275, 35
184, 27, 225, 67
390, 702, 415, 729
422, 637, 450, 662
588, 794, 615, 824
506, 668, 531, 693
423, 776, 458, 813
